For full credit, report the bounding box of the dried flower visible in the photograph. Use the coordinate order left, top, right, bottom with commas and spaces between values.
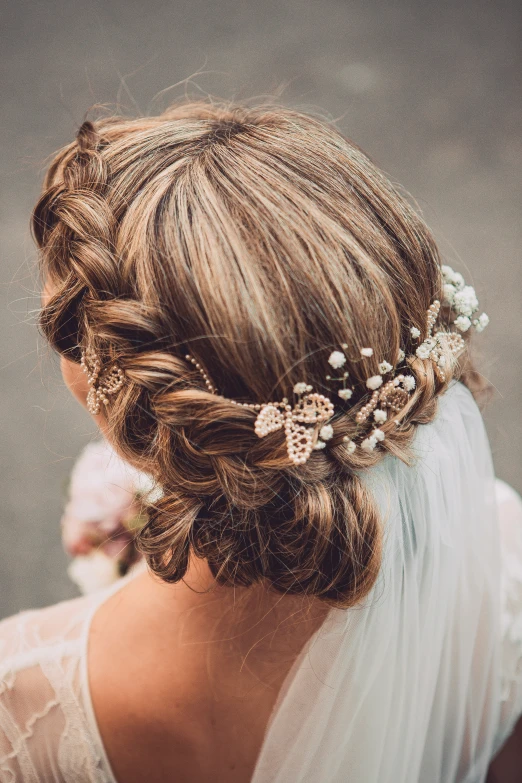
328, 351, 346, 369
454, 315, 472, 332
360, 347, 373, 357
366, 375, 383, 390
373, 409, 387, 424
293, 382, 308, 395
442, 283, 456, 306
361, 436, 377, 452
453, 285, 479, 317
338, 388, 353, 401
345, 439, 356, 454
403, 375, 416, 391
397, 349, 405, 362
473, 312, 489, 332
313, 439, 326, 450
319, 424, 334, 441
378, 361, 393, 374
410, 326, 421, 339
372, 428, 385, 442
416, 343, 432, 360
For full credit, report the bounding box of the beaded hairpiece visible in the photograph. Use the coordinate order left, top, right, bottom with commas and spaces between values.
80, 264, 488, 465
80, 347, 125, 416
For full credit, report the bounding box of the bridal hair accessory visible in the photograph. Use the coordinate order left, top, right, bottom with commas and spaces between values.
83, 264, 488, 464
80, 347, 125, 415
185, 354, 334, 465
184, 265, 488, 463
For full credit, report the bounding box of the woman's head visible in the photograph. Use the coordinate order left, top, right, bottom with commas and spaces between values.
33, 101, 477, 607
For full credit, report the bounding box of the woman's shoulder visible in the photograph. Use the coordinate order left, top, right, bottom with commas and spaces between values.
0, 590, 100, 678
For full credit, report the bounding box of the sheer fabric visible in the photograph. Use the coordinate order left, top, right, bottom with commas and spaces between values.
1, 382, 522, 783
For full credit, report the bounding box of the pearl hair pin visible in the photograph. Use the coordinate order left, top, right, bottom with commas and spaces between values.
185, 353, 334, 465
80, 347, 125, 416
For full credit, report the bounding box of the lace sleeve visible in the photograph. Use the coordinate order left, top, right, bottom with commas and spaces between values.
0, 592, 112, 783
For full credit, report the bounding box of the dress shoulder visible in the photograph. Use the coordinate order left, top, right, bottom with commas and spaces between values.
0, 590, 114, 783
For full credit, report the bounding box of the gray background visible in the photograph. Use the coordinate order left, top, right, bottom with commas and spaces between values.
1, 0, 520, 619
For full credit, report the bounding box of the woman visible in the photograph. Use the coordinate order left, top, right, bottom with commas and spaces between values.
1, 101, 521, 782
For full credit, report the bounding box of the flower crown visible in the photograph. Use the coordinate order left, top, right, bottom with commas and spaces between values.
80, 264, 488, 466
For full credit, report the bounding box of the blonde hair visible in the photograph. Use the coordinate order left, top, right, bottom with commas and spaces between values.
33, 101, 483, 608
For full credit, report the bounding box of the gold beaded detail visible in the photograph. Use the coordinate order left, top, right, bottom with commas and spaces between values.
355, 374, 414, 425
80, 348, 125, 416
185, 353, 334, 465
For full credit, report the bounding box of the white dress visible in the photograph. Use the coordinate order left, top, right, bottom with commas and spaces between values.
1, 382, 522, 783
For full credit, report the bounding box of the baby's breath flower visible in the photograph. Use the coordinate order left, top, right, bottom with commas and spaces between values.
416, 343, 432, 360
360, 347, 373, 357
345, 439, 356, 454
403, 375, 416, 391
361, 436, 377, 452
366, 375, 383, 390
453, 285, 479, 317
378, 361, 393, 374
338, 388, 353, 401
410, 326, 421, 339
452, 272, 465, 291
328, 350, 346, 369
372, 428, 385, 442
313, 439, 326, 450
442, 283, 456, 306
454, 315, 472, 332
397, 349, 405, 362
473, 312, 489, 332
373, 409, 387, 424
319, 424, 334, 441
293, 382, 308, 395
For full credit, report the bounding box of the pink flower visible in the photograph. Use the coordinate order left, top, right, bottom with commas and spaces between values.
61, 440, 155, 580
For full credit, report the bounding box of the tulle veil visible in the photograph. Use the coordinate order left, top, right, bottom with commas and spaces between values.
252, 381, 522, 783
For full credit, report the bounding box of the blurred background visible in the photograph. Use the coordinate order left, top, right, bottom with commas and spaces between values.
1, 0, 520, 618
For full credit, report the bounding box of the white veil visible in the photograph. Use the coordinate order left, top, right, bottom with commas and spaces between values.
252, 381, 522, 783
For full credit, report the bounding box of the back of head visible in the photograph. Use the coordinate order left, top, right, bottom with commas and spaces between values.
33, 101, 483, 607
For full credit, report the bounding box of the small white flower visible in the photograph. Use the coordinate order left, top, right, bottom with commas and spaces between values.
314, 439, 326, 450
328, 350, 346, 369
361, 436, 377, 452
442, 283, 456, 306
441, 264, 454, 280
372, 428, 385, 442
293, 382, 308, 395
345, 439, 356, 454
416, 343, 432, 360
319, 424, 334, 441
338, 388, 353, 401
403, 375, 416, 391
397, 349, 405, 362
360, 347, 373, 357
373, 409, 387, 424
474, 312, 490, 332
454, 315, 472, 332
378, 361, 393, 374
410, 326, 421, 339
453, 285, 479, 317
366, 374, 383, 390
341, 343, 348, 349
452, 272, 465, 291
